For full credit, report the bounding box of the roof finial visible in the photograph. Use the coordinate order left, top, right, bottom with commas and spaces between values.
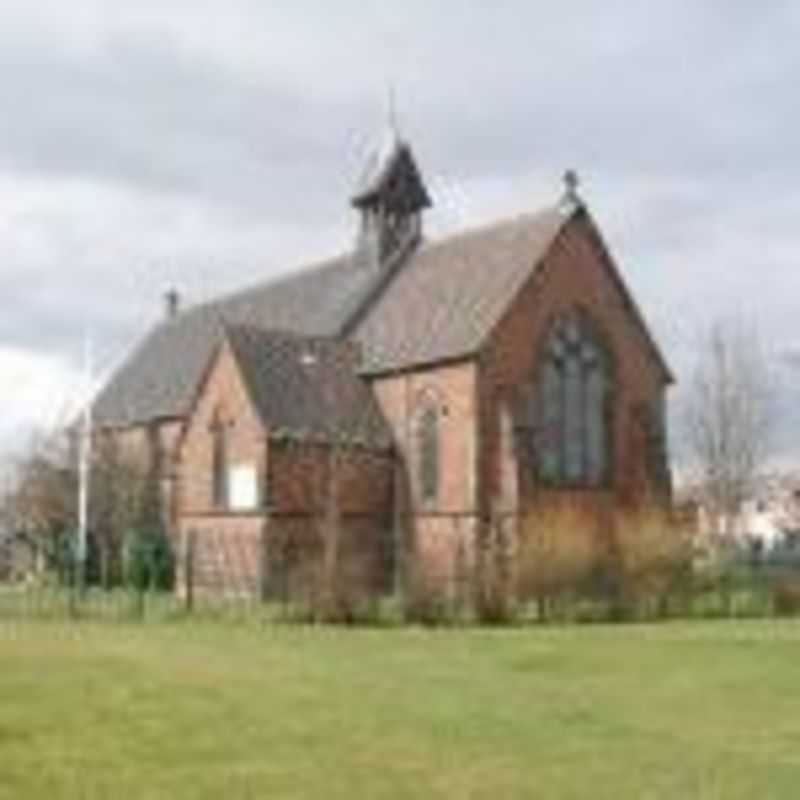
564, 169, 579, 199
164, 287, 180, 320
560, 169, 582, 213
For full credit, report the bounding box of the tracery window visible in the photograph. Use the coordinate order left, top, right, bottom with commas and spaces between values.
417, 397, 440, 504
535, 310, 613, 486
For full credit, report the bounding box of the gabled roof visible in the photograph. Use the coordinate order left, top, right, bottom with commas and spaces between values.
93, 251, 382, 426
355, 202, 673, 382
353, 205, 570, 374
578, 210, 674, 384
221, 325, 391, 449
94, 196, 672, 428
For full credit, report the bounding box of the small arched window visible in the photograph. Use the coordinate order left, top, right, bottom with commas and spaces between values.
535, 310, 613, 486
210, 409, 228, 508
417, 399, 440, 504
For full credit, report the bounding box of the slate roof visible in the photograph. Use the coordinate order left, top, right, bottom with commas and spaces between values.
93, 251, 384, 426
354, 202, 673, 381
222, 326, 391, 449
94, 199, 671, 428
353, 205, 569, 374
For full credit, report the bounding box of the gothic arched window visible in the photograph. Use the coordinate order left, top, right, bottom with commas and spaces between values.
417, 398, 440, 504
535, 310, 613, 486
210, 409, 228, 509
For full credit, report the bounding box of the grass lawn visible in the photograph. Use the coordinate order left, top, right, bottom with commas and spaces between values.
2, 620, 800, 799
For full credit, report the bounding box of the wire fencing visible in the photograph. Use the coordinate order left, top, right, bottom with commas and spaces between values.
4, 512, 800, 625
0, 511, 398, 623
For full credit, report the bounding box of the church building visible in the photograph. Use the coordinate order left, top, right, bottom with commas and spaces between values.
93, 124, 673, 595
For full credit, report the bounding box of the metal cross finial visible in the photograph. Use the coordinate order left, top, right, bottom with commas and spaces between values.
560, 169, 582, 214
564, 169, 579, 199
164, 287, 180, 320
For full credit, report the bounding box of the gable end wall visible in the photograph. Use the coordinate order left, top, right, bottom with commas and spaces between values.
178, 340, 268, 517
478, 212, 670, 516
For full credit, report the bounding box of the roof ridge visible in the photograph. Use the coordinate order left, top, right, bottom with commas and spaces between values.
168, 204, 566, 334
94, 200, 574, 426
185, 205, 565, 321
351, 202, 576, 375
418, 204, 566, 256
222, 322, 341, 343
180, 250, 353, 319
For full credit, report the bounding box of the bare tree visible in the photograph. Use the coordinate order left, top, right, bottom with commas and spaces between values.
684, 316, 774, 537
6, 427, 165, 584
10, 432, 75, 542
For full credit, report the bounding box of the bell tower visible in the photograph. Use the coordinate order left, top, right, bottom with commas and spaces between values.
351, 121, 431, 268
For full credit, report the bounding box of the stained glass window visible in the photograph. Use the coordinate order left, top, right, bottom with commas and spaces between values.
418, 402, 439, 503
210, 410, 228, 508
534, 311, 612, 486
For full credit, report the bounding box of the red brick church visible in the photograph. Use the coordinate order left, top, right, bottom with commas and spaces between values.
94, 125, 673, 595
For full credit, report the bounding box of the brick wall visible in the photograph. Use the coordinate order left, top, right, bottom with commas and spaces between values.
175, 339, 268, 594
478, 210, 671, 520
175, 339, 394, 596
368, 210, 672, 588
370, 361, 478, 584
103, 209, 671, 600
176, 516, 264, 598
178, 340, 268, 516
94, 417, 184, 537
370, 362, 478, 513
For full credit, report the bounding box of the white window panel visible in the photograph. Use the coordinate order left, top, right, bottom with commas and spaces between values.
228, 463, 259, 511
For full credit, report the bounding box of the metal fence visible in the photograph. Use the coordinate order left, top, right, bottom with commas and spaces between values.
4, 515, 800, 624
0, 512, 400, 623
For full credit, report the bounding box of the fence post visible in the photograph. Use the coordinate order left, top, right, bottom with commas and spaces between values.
259, 517, 270, 604
184, 528, 195, 614
132, 530, 145, 621
67, 534, 78, 620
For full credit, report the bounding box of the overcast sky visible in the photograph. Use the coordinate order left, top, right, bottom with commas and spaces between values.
3, 0, 800, 464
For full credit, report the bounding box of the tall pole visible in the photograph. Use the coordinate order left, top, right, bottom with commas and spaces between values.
77, 331, 92, 592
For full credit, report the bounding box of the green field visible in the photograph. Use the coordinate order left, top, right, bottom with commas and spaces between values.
2, 620, 800, 799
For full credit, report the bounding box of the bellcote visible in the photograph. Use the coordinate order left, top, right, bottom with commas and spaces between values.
351, 126, 431, 268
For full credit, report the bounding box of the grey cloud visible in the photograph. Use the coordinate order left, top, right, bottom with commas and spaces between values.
2, 2, 798, 208
780, 346, 800, 371
3, 0, 800, 462
0, 31, 369, 220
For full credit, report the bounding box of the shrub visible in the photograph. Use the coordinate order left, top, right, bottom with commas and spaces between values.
124, 528, 174, 592
267, 517, 384, 625
772, 578, 800, 617
315, 550, 382, 624
609, 509, 694, 619
404, 561, 454, 625
515, 508, 598, 622
473, 514, 516, 624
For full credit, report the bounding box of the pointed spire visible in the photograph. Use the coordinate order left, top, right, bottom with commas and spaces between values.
350, 99, 431, 269
350, 102, 431, 212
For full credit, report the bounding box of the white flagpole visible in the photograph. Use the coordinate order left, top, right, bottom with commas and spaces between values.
77, 331, 92, 590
